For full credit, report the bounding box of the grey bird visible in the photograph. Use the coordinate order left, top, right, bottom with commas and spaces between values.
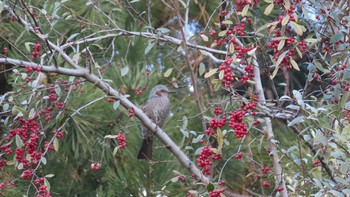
137, 85, 171, 160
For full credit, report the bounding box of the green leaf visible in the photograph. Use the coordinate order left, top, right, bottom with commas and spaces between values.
293, 90, 304, 108
104, 135, 119, 138
156, 27, 170, 34
41, 157, 47, 165
2, 103, 9, 111
113, 146, 120, 156
290, 21, 304, 36
264, 3, 274, 15
288, 116, 304, 126
211, 79, 221, 91
53, 137, 59, 151
44, 178, 51, 192
55, 85, 61, 96
15, 135, 24, 148
199, 63, 206, 76
256, 21, 278, 34
29, 108, 36, 119
144, 42, 155, 55
171, 176, 179, 182
304, 38, 317, 43
113, 100, 120, 110
45, 174, 55, 178
207, 182, 215, 192
192, 134, 204, 143
17, 163, 23, 170
121, 67, 129, 77
330, 33, 343, 43
164, 68, 173, 78
204, 68, 218, 78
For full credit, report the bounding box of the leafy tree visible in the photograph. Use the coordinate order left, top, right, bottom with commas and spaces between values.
0, 0, 349, 196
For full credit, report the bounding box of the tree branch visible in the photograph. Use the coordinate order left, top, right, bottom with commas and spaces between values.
252, 56, 288, 196
0, 57, 210, 184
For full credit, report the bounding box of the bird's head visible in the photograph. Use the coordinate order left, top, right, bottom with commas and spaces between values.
148, 85, 170, 99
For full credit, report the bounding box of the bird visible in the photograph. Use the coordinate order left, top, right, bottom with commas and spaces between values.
137, 85, 171, 160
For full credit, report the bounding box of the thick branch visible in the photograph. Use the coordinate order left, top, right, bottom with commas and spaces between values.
0, 57, 210, 184
252, 57, 288, 196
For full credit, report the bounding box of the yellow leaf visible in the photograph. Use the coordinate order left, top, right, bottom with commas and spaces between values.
164, 68, 173, 77
277, 39, 285, 51
247, 47, 257, 56
270, 65, 279, 79
281, 15, 290, 26
217, 128, 223, 151
222, 20, 233, 25
284, 0, 290, 10
218, 30, 227, 37
219, 70, 225, 80
247, 80, 256, 84
204, 68, 218, 78
295, 47, 303, 59
290, 58, 300, 71
200, 34, 208, 42
264, 3, 274, 15
229, 42, 235, 54
241, 4, 250, 16
276, 50, 289, 67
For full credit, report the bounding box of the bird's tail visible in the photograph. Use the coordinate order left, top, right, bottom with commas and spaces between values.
137, 139, 153, 160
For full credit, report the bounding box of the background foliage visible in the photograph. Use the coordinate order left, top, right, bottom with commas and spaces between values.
0, 0, 349, 196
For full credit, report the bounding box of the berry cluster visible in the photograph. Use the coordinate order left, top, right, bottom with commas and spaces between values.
261, 166, 270, 174
208, 189, 225, 197
116, 132, 126, 148
135, 89, 143, 95
263, 181, 270, 187
218, 57, 234, 88
34, 177, 51, 197
129, 107, 135, 118
197, 146, 222, 175
32, 43, 41, 59
90, 162, 101, 171
213, 107, 223, 116
229, 96, 258, 138
107, 98, 115, 103
21, 169, 33, 180
25, 65, 42, 73
235, 152, 243, 159
209, 116, 226, 130
241, 64, 255, 84
235, 0, 260, 12
4, 47, 8, 55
